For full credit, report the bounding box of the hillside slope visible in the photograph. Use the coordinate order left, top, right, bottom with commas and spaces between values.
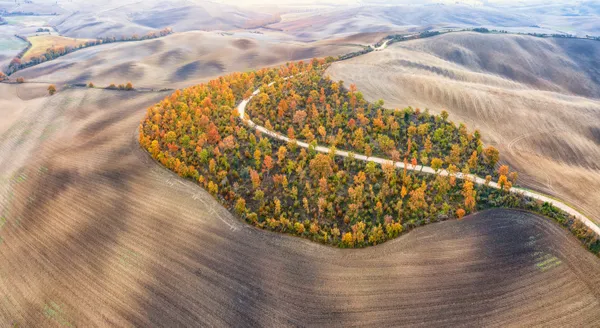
270, 5, 532, 40
327, 32, 600, 221
399, 32, 600, 98
0, 0, 276, 39
51, 0, 276, 39
1, 48, 599, 325
14, 31, 360, 89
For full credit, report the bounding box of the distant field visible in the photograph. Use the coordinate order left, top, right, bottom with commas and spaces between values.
0, 24, 28, 69
14, 31, 362, 89
0, 35, 27, 52
3, 15, 55, 27
23, 35, 95, 61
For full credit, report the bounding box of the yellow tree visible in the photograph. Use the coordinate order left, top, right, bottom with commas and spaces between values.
263, 155, 274, 173
254, 149, 261, 169
277, 146, 287, 165
235, 198, 246, 214
431, 158, 443, 173
342, 232, 354, 247
498, 165, 509, 176
483, 146, 499, 167
250, 168, 261, 189
441, 110, 449, 121
408, 183, 428, 211
317, 125, 326, 139
468, 151, 478, 169
319, 177, 328, 194
498, 175, 508, 191
309, 154, 334, 178
400, 185, 408, 198
463, 180, 476, 212
447, 144, 461, 166
485, 175, 492, 185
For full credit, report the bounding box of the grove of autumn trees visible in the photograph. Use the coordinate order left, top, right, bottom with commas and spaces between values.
138, 58, 598, 252
107, 82, 133, 90
246, 64, 500, 178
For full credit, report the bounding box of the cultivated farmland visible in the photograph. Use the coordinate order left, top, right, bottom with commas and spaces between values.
1, 1, 600, 325
0, 81, 599, 326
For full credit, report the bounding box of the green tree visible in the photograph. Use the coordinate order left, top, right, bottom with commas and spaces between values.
431, 158, 443, 172
235, 198, 246, 215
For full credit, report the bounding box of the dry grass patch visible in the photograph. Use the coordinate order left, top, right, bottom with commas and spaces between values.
23, 35, 95, 61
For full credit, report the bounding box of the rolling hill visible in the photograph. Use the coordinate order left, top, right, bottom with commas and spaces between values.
13, 30, 361, 89
0, 0, 278, 39
51, 0, 278, 39
1, 6, 599, 326
327, 32, 600, 222
269, 4, 533, 40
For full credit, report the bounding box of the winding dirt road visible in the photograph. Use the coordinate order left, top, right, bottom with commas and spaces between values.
237, 81, 600, 236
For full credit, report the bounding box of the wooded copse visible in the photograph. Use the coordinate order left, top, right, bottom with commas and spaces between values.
139, 59, 599, 252
245, 64, 499, 179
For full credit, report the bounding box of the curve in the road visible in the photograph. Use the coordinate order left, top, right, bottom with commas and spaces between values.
236, 80, 600, 237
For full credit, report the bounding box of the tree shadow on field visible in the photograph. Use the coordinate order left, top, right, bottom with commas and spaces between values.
131, 189, 567, 327
5, 139, 144, 324
129, 173, 560, 326
420, 209, 541, 326
132, 165, 344, 327
170, 60, 225, 83
2, 88, 169, 325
